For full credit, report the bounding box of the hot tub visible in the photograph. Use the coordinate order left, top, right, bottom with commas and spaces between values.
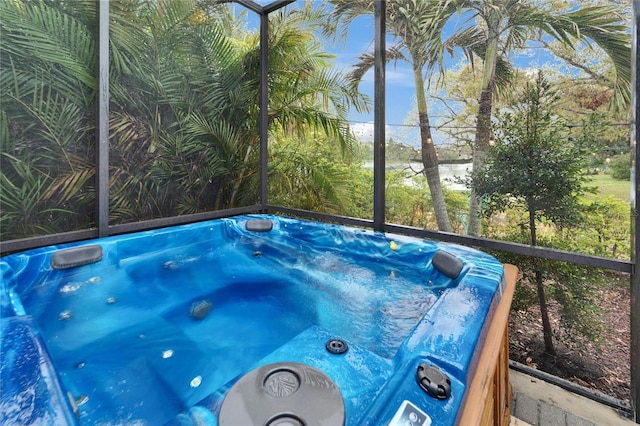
1, 215, 515, 426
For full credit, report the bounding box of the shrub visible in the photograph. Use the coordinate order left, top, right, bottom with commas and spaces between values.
608, 154, 631, 180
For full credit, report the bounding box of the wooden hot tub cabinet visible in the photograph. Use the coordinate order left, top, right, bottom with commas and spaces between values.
457, 263, 519, 426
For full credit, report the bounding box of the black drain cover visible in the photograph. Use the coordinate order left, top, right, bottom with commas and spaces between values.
325, 339, 348, 355
219, 362, 345, 426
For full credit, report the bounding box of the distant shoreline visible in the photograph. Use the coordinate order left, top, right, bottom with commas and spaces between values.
362, 161, 472, 191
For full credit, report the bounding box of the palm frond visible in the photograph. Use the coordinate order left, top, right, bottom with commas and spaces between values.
1, 1, 96, 89
0, 153, 73, 238
514, 5, 631, 111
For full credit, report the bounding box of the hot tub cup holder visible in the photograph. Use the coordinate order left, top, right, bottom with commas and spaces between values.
219, 362, 345, 426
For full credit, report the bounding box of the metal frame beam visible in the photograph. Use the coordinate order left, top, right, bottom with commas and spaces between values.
373, 0, 386, 232
265, 206, 632, 272
632, 1, 640, 421
96, 0, 109, 237
233, 0, 295, 15
259, 11, 269, 209
234, 0, 295, 211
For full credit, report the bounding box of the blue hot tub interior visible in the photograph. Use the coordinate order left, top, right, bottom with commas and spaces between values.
0, 214, 506, 426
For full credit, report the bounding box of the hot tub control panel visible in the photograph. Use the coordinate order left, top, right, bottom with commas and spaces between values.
389, 400, 432, 426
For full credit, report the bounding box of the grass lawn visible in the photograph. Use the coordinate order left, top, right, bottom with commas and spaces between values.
585, 173, 630, 202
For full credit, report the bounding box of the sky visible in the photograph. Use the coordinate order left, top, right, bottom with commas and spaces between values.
331, 16, 415, 142
241, 5, 422, 144
240, 1, 604, 149
325, 10, 571, 147
311, 6, 567, 148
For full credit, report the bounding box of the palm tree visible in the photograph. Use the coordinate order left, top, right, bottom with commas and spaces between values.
1, 0, 100, 238
328, 0, 453, 232
105, 0, 368, 217
172, 1, 368, 212
258, 3, 370, 212
429, 0, 631, 235
1, 0, 368, 238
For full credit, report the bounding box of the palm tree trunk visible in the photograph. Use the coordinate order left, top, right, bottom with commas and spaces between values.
229, 143, 253, 207
467, 23, 499, 236
413, 63, 452, 232
467, 85, 493, 235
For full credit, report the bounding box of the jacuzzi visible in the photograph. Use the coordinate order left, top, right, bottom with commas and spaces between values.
1, 214, 512, 425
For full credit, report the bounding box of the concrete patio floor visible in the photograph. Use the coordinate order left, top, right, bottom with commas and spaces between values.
509, 369, 635, 426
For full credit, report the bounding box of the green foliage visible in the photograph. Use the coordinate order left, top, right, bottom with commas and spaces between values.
470, 72, 592, 231
0, 0, 97, 239
608, 154, 631, 181
268, 134, 365, 215
568, 114, 630, 172
481, 193, 627, 350
386, 139, 421, 163
1, 0, 368, 239
470, 71, 604, 350
385, 171, 468, 233
579, 196, 630, 259
0, 154, 75, 237
485, 196, 627, 348
484, 195, 629, 261
495, 241, 606, 346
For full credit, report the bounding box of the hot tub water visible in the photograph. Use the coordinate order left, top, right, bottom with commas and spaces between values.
1, 215, 506, 426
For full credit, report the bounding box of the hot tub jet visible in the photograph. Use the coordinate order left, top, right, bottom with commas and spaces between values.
190, 300, 213, 320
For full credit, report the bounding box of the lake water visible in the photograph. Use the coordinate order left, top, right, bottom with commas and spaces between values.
363, 161, 472, 191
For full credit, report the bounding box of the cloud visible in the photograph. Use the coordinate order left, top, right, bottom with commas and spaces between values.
386, 68, 416, 87
351, 121, 407, 144
351, 122, 375, 141
351, 66, 415, 88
